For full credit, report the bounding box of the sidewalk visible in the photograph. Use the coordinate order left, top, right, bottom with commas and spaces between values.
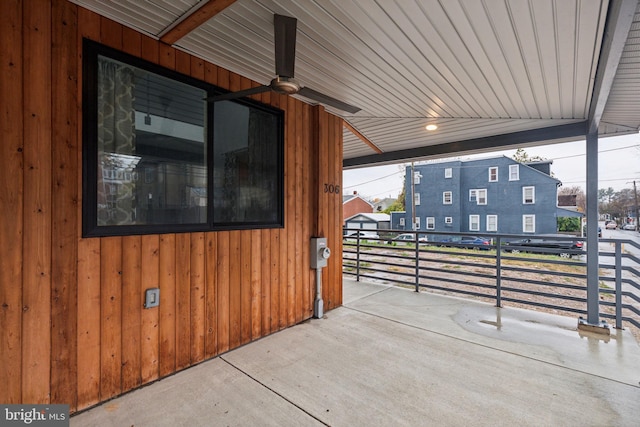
72, 279, 640, 426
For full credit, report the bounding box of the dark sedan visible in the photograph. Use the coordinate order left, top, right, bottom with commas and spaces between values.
504, 236, 584, 258
439, 236, 492, 250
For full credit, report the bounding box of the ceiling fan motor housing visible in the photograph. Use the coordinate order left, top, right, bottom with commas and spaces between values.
271, 76, 300, 94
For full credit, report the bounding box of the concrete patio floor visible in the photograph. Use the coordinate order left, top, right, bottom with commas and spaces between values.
72, 278, 640, 426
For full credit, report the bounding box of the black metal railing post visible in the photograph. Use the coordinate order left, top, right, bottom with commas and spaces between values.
355, 233, 361, 282
615, 241, 622, 329
496, 236, 502, 307
415, 232, 420, 292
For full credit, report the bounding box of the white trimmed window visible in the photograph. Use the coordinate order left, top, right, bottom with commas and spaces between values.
469, 215, 480, 231
509, 164, 519, 181
399, 218, 405, 226
477, 189, 487, 205
489, 167, 498, 182
445, 216, 453, 225
414, 171, 421, 185
523, 214, 535, 233
414, 193, 421, 205
414, 217, 421, 230
486, 215, 498, 232
443, 191, 452, 204
426, 217, 435, 230
523, 186, 535, 204
444, 168, 452, 178
469, 189, 477, 203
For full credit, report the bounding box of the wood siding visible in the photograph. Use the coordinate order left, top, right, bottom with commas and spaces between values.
0, 0, 343, 412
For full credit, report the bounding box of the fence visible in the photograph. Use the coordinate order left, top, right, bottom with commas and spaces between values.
342, 229, 640, 330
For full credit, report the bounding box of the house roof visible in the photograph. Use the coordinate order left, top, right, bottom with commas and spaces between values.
72, 0, 640, 168
342, 194, 374, 207
344, 213, 390, 223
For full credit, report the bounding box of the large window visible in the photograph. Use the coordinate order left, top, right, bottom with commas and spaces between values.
443, 191, 452, 204
469, 215, 480, 231
509, 164, 520, 181
488, 167, 498, 182
82, 40, 283, 236
523, 215, 535, 233
469, 189, 487, 205
523, 186, 535, 204
426, 217, 435, 230
486, 215, 498, 232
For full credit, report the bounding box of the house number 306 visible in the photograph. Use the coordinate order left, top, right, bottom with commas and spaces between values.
324, 183, 340, 194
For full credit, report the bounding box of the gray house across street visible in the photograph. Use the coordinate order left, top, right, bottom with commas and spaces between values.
397, 156, 581, 237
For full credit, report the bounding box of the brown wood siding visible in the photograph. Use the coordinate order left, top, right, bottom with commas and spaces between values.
1, 0, 343, 413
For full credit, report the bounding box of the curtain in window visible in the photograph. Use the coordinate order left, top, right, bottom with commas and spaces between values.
97, 58, 136, 225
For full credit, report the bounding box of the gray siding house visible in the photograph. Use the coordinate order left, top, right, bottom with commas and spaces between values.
404, 157, 562, 237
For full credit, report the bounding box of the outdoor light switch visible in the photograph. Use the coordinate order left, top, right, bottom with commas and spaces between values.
144, 288, 160, 309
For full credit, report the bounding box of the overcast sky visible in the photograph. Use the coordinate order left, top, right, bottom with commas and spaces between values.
343, 132, 640, 201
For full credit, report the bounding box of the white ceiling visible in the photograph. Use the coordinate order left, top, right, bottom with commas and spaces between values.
71, 0, 640, 168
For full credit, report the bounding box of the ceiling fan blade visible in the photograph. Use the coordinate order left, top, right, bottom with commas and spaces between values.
298, 87, 361, 114
274, 14, 297, 78
204, 85, 271, 102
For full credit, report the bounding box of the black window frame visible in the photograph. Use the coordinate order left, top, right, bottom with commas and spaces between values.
82, 39, 284, 237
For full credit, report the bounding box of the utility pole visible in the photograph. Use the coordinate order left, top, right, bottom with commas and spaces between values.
634, 180, 639, 229
410, 162, 416, 230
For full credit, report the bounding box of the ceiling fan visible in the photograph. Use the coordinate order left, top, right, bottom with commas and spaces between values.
205, 14, 361, 114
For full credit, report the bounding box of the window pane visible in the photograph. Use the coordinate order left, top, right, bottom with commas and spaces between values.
212, 101, 280, 223
96, 56, 207, 226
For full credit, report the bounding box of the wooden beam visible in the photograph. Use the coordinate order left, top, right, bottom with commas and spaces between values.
343, 120, 383, 154
160, 0, 237, 45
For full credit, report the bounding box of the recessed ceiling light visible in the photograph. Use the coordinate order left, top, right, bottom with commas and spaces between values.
425, 124, 438, 131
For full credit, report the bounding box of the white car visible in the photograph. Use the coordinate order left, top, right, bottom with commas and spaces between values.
622, 223, 637, 231
390, 233, 428, 245
344, 231, 380, 240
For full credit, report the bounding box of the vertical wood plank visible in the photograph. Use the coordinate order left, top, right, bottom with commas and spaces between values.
175, 233, 191, 370
333, 115, 344, 307
75, 5, 101, 412
216, 232, 230, 353
302, 103, 312, 318
270, 229, 280, 333
0, 0, 24, 405
21, 0, 52, 405
250, 230, 261, 340
50, 0, 78, 409
121, 25, 141, 56
294, 98, 304, 322
260, 229, 271, 336
190, 233, 206, 363
229, 230, 242, 348
121, 235, 142, 391
204, 233, 217, 358
158, 234, 176, 377
279, 95, 289, 330
100, 237, 123, 400
139, 37, 160, 385
140, 235, 160, 384
76, 239, 101, 410
240, 231, 252, 345
202, 59, 218, 359
286, 96, 296, 326
99, 15, 122, 50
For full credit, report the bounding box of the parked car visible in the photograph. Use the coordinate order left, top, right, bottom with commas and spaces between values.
504, 236, 584, 258
344, 231, 380, 241
605, 220, 617, 230
439, 236, 491, 250
622, 223, 637, 231
388, 233, 428, 245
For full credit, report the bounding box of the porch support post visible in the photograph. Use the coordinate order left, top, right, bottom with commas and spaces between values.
579, 131, 610, 334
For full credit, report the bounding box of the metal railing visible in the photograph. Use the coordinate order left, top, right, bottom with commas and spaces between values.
342, 229, 640, 330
